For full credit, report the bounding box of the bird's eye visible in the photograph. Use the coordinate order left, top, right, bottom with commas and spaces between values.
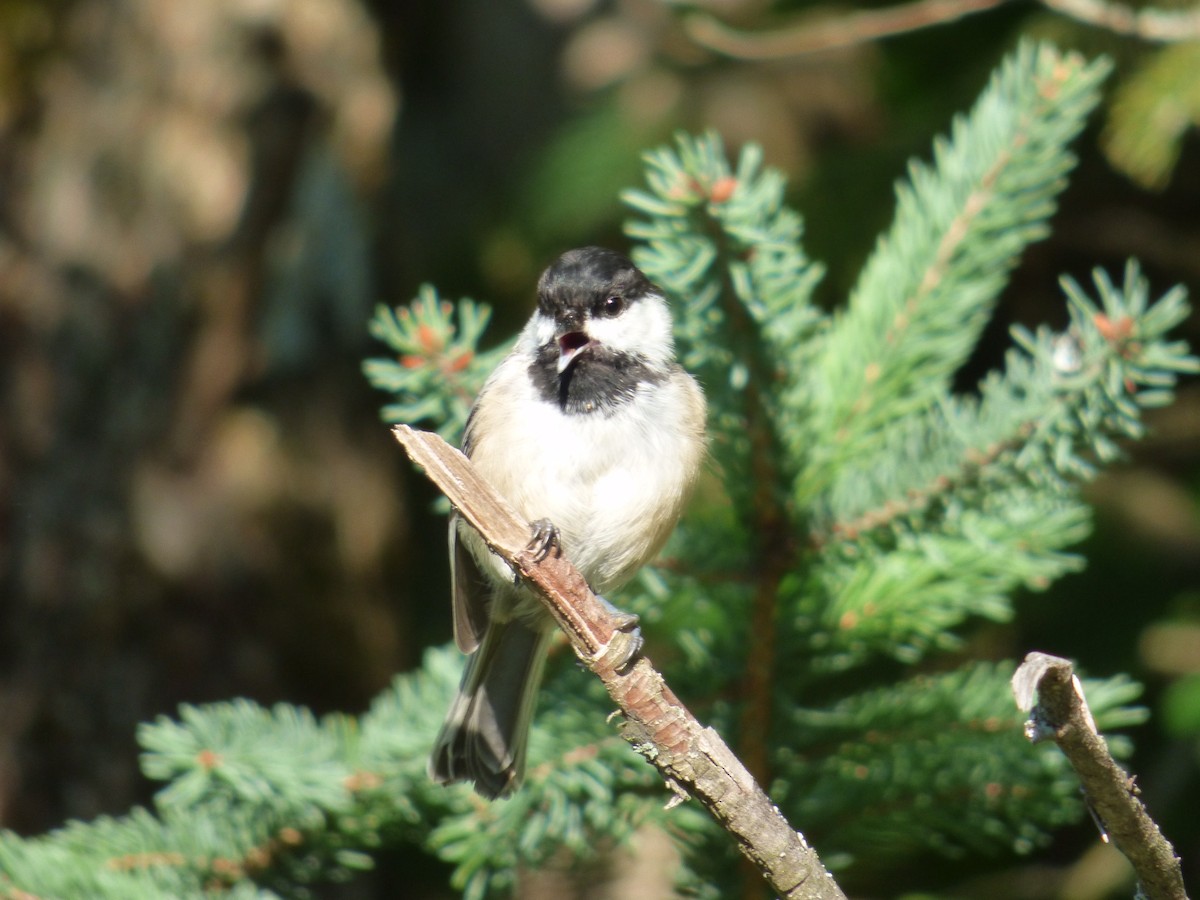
601, 295, 625, 317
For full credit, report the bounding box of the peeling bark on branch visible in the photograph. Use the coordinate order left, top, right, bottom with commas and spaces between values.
392, 425, 847, 900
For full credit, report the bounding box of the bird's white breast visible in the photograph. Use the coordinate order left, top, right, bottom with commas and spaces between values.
465, 353, 704, 595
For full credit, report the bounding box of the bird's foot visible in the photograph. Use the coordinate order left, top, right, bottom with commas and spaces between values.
526, 518, 561, 562
596, 594, 643, 672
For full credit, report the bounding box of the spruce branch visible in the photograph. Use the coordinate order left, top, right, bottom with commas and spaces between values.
779, 662, 1144, 859
607, 42, 1192, 882
803, 261, 1196, 666
1013, 653, 1188, 900
390, 425, 848, 900
805, 489, 1091, 668
821, 263, 1196, 533
804, 44, 1110, 499
363, 286, 507, 440
624, 132, 824, 464
624, 133, 824, 803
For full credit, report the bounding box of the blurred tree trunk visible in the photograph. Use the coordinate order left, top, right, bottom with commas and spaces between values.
0, 0, 405, 833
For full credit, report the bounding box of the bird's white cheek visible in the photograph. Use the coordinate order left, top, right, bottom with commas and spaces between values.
586, 298, 674, 364
518, 313, 558, 356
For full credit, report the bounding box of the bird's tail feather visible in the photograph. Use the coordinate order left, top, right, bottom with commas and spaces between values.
428, 618, 552, 799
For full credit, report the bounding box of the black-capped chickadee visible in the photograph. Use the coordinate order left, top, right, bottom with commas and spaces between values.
429, 246, 707, 798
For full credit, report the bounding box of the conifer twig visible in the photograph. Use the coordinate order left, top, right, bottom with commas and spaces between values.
1012, 653, 1188, 900
392, 424, 848, 900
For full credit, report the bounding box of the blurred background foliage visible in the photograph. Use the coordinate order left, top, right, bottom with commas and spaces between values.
0, 0, 1196, 897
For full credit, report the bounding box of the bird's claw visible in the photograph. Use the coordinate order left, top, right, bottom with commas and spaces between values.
526, 518, 561, 563
597, 594, 643, 672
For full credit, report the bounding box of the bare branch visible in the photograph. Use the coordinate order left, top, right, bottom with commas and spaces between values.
1040, 0, 1200, 40
392, 424, 848, 900
684, 0, 1200, 61
684, 0, 1008, 60
1012, 652, 1188, 900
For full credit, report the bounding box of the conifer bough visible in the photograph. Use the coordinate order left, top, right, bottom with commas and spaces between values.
391, 424, 848, 900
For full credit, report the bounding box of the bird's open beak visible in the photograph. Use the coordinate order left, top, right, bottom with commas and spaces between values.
557, 331, 591, 374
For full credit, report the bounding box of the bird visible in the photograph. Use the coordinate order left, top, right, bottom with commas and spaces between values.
428, 246, 707, 799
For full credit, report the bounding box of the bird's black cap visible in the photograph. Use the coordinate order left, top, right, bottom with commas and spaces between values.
536, 247, 654, 321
